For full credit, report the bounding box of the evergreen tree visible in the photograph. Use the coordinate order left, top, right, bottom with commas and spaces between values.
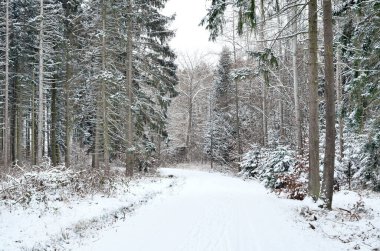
336, 0, 380, 190
205, 47, 235, 165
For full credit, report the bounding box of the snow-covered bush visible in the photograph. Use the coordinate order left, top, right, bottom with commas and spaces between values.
242, 145, 294, 185
241, 145, 307, 200
335, 123, 380, 192
0, 165, 128, 208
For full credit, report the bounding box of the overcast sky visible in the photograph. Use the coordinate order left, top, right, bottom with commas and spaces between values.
162, 0, 223, 62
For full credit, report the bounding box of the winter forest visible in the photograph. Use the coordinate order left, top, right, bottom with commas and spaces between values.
0, 0, 379, 250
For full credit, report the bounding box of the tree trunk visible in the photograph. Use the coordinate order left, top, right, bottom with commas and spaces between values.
280, 100, 285, 143
231, 17, 242, 169
44, 99, 49, 158
64, 48, 72, 168
186, 95, 193, 162
93, 111, 100, 169
308, 0, 321, 200
3, 0, 10, 170
126, 0, 134, 176
235, 79, 242, 171
259, 2, 268, 147
277, 14, 285, 145
12, 58, 22, 164
62, 0, 76, 168
25, 109, 30, 160
292, 6, 302, 156
336, 49, 344, 160
31, 75, 37, 165
101, 0, 110, 173
262, 78, 268, 146
322, 0, 336, 210
51, 78, 59, 166
157, 132, 161, 167
37, 0, 44, 165
209, 92, 213, 169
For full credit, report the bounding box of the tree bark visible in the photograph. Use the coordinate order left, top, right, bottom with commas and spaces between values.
293, 6, 302, 156
231, 16, 242, 169
234, 79, 242, 171
125, 0, 134, 176
336, 49, 344, 160
277, 14, 285, 145
259, 2, 268, 147
3, 0, 10, 170
209, 93, 214, 169
101, 0, 110, 173
51, 77, 59, 166
308, 0, 321, 200
64, 64, 71, 168
31, 75, 37, 165
64, 40, 73, 168
12, 56, 22, 164
322, 0, 336, 210
37, 0, 44, 165
186, 93, 193, 162
93, 110, 100, 169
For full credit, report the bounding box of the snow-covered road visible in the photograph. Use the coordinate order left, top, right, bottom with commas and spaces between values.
82, 168, 344, 251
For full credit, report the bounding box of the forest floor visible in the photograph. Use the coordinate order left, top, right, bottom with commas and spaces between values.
1, 165, 379, 250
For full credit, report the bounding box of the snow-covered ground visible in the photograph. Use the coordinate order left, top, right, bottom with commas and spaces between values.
78, 168, 377, 251
0, 172, 177, 250
1, 166, 379, 250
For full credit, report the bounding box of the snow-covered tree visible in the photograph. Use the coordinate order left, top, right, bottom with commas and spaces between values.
204, 47, 235, 165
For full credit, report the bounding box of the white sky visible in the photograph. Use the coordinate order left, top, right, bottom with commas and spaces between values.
162, 0, 223, 62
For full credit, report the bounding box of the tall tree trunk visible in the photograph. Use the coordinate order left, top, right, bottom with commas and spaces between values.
231, 15, 242, 169
15, 65, 23, 163
64, 71, 71, 167
277, 13, 285, 144
12, 59, 22, 163
125, 0, 134, 176
3, 0, 10, 170
186, 95, 193, 162
336, 49, 344, 160
308, 0, 321, 200
262, 78, 268, 146
64, 50, 72, 168
51, 78, 59, 166
31, 76, 37, 165
209, 93, 214, 169
235, 79, 242, 171
37, 0, 44, 165
101, 0, 110, 173
44, 99, 49, 158
26, 109, 30, 160
157, 131, 161, 167
279, 100, 284, 143
322, 0, 336, 210
292, 6, 302, 156
62, 0, 76, 168
259, 2, 268, 147
93, 111, 100, 169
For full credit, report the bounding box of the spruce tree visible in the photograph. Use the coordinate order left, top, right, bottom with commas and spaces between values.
205, 47, 234, 165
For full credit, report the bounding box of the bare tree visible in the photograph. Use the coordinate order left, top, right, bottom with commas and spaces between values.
322, 0, 336, 209
292, 5, 302, 156
308, 0, 321, 200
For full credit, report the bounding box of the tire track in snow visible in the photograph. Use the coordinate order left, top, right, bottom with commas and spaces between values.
80, 168, 346, 251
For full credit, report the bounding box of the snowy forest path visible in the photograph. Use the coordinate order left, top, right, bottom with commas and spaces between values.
82, 168, 343, 251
